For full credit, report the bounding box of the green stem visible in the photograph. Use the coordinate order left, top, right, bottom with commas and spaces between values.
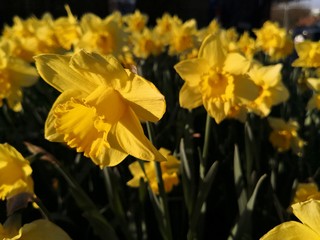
146, 122, 173, 240
33, 195, 51, 221
202, 114, 213, 171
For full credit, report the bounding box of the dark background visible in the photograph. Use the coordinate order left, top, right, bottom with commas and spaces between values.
1, 0, 274, 31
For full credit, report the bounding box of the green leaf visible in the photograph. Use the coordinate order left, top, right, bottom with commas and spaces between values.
189, 161, 219, 237
228, 174, 267, 240
234, 144, 247, 216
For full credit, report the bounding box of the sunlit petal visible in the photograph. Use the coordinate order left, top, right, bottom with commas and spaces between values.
122, 71, 166, 122
174, 58, 210, 87
260, 221, 319, 240
114, 108, 166, 162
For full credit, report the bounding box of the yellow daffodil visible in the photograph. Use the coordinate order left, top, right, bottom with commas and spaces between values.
52, 5, 80, 50
34, 49, 166, 167
260, 199, 320, 240
123, 10, 148, 33
127, 148, 180, 194
237, 31, 257, 59
306, 78, 320, 111
168, 19, 198, 56
247, 64, 289, 117
0, 143, 34, 200
292, 40, 320, 68
130, 28, 163, 59
220, 27, 239, 53
198, 18, 220, 41
75, 12, 127, 58
0, 218, 71, 240
268, 117, 305, 156
0, 43, 38, 111
174, 32, 258, 123
253, 21, 293, 61
292, 182, 320, 204
154, 13, 182, 46
3, 14, 63, 62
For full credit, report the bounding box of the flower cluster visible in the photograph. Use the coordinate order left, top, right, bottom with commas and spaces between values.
2, 5, 320, 240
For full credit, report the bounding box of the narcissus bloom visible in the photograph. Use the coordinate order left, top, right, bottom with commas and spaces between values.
52, 5, 80, 50
154, 13, 182, 46
127, 148, 180, 194
268, 117, 305, 156
0, 43, 38, 111
34, 50, 166, 167
168, 19, 198, 56
306, 78, 320, 111
292, 40, 320, 68
253, 21, 293, 61
247, 64, 289, 117
3, 14, 64, 62
75, 12, 127, 58
130, 28, 164, 59
292, 182, 320, 204
0, 219, 71, 240
174, 32, 257, 123
123, 10, 148, 33
260, 199, 320, 240
237, 31, 257, 59
0, 143, 34, 200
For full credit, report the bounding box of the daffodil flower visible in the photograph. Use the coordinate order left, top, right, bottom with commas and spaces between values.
0, 43, 38, 111
292, 40, 320, 68
261, 199, 320, 240
292, 182, 320, 204
306, 78, 320, 111
268, 117, 305, 156
34, 49, 166, 167
0, 143, 34, 200
247, 64, 289, 117
0, 218, 71, 240
174, 32, 257, 124
253, 21, 293, 61
127, 148, 180, 194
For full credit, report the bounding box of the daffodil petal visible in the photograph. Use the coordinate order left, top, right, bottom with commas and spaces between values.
91, 145, 128, 167
198, 33, 226, 68
69, 50, 129, 90
7, 89, 23, 112
9, 58, 38, 87
127, 161, 145, 187
268, 117, 288, 130
261, 64, 282, 87
260, 221, 320, 240
270, 83, 290, 105
204, 99, 229, 124
114, 108, 166, 162
179, 83, 203, 109
292, 199, 320, 236
307, 78, 320, 91
34, 53, 97, 94
174, 58, 210, 87
45, 89, 84, 142
234, 76, 260, 102
224, 53, 251, 75
122, 72, 166, 122
19, 219, 71, 240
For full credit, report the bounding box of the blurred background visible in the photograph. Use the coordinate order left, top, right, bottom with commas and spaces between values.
2, 0, 320, 33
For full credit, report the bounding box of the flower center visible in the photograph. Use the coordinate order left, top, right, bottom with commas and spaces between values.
85, 86, 126, 124
200, 68, 233, 100
54, 98, 111, 159
95, 32, 115, 54
269, 130, 291, 152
